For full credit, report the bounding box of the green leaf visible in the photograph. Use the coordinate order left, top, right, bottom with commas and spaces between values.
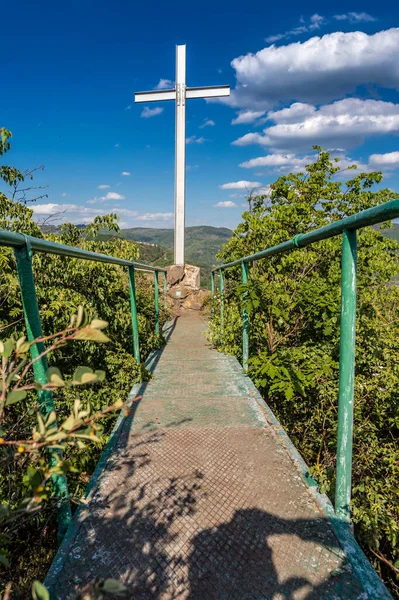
74, 326, 110, 343
46, 367, 65, 387
72, 366, 97, 385
100, 579, 128, 596
0, 554, 10, 567
90, 319, 108, 330
0, 338, 14, 360
6, 389, 27, 405
32, 581, 50, 600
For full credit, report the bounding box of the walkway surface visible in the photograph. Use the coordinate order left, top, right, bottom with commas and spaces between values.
48, 313, 374, 599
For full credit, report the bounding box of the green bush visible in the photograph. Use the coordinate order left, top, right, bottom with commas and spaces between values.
208, 148, 399, 595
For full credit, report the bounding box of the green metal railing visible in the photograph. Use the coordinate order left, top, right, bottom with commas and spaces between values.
211, 199, 399, 524
0, 229, 167, 540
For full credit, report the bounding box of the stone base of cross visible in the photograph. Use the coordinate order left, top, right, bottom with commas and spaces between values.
135, 45, 230, 265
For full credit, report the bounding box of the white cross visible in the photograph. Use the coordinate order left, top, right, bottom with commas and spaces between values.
135, 45, 230, 265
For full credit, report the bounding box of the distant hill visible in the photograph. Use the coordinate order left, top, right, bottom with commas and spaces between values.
376, 222, 399, 243
119, 226, 232, 266
42, 225, 233, 289
119, 226, 232, 287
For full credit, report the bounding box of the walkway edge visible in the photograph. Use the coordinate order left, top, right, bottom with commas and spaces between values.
233, 355, 392, 600
44, 319, 176, 596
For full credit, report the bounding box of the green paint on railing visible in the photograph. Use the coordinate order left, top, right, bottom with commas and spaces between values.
154, 270, 160, 336
128, 265, 140, 364
241, 261, 249, 369
163, 274, 168, 309
219, 268, 224, 335
14, 245, 72, 541
335, 229, 357, 522
212, 199, 399, 272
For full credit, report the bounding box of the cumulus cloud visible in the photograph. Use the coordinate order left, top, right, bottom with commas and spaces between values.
233, 99, 399, 151
368, 151, 399, 169
221, 29, 399, 110
232, 110, 266, 125
135, 213, 173, 221
239, 149, 370, 177
30, 202, 158, 225
199, 119, 215, 128
141, 106, 164, 118
97, 184, 110, 189
186, 136, 206, 144
334, 12, 376, 22
154, 78, 174, 89
220, 181, 261, 189
213, 201, 237, 208
100, 192, 126, 201
121, 171, 131, 176
265, 13, 325, 44
239, 153, 312, 170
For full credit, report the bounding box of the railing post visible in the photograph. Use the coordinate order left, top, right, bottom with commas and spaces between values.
211, 271, 215, 317
219, 268, 224, 335
241, 261, 249, 369
163, 273, 168, 309
335, 229, 357, 523
154, 270, 160, 336
128, 265, 140, 363
14, 244, 72, 541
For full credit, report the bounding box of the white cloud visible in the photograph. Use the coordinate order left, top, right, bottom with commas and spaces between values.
141, 106, 164, 118
199, 119, 215, 129
135, 212, 173, 221
186, 135, 206, 144
97, 184, 110, 189
334, 12, 376, 23
240, 153, 311, 170
61, 192, 69, 198
186, 164, 199, 171
221, 29, 399, 110
213, 201, 237, 208
265, 13, 325, 44
368, 151, 399, 169
125, 105, 132, 110
232, 110, 266, 125
154, 78, 173, 90
100, 192, 126, 201
121, 171, 131, 176
233, 99, 399, 151
220, 180, 261, 189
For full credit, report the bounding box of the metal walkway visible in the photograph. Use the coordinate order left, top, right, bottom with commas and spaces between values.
45, 313, 386, 599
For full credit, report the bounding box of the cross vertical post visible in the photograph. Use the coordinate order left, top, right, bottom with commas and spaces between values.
135, 45, 230, 266
174, 45, 186, 266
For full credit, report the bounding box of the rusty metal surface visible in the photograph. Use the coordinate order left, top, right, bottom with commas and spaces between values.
50, 313, 368, 599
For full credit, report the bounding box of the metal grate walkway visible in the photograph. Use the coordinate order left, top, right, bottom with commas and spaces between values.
45, 313, 384, 599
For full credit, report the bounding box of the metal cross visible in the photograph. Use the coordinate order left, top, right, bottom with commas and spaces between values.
135, 45, 230, 265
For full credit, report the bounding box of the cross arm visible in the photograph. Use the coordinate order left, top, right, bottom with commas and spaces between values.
135, 89, 176, 103
186, 85, 230, 99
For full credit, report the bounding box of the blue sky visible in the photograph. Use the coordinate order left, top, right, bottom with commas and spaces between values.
2, 0, 399, 230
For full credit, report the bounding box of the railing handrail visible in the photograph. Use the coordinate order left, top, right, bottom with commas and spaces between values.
212, 199, 399, 271
0, 229, 167, 273
210, 198, 399, 529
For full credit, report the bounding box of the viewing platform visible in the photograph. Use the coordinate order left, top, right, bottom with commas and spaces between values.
45, 312, 387, 599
